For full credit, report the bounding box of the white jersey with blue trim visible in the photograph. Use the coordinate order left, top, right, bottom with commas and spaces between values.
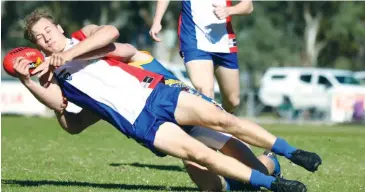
179, 0, 237, 53
54, 38, 164, 137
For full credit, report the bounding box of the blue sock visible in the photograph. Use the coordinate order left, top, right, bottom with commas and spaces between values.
249, 170, 275, 189
271, 138, 297, 158
267, 155, 281, 176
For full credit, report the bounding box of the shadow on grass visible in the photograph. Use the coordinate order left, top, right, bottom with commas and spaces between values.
109, 162, 185, 172
2, 179, 198, 191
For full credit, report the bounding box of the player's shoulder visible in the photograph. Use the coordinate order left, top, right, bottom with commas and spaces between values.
71, 29, 87, 41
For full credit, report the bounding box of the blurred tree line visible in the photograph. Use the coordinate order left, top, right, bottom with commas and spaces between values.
2, 1, 365, 80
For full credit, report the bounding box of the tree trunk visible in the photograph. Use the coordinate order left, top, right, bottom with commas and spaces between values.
356, 39, 365, 70
303, 4, 326, 67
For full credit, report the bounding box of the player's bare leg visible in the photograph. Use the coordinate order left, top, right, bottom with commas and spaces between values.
183, 137, 281, 191
154, 122, 253, 182
184, 160, 224, 191
153, 122, 307, 191
182, 139, 267, 191
175, 91, 276, 148
184, 160, 277, 191
215, 66, 241, 113
185, 60, 215, 98
220, 138, 269, 174
174, 91, 322, 173
221, 138, 281, 176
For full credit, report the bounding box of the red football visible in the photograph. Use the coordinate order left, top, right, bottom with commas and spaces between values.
2, 47, 45, 77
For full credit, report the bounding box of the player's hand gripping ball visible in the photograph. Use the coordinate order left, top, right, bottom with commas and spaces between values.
2, 47, 44, 77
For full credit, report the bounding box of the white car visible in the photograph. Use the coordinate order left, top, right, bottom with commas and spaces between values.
354, 71, 365, 84
258, 67, 364, 111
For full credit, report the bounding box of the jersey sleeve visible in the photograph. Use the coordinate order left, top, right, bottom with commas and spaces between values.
71, 30, 87, 41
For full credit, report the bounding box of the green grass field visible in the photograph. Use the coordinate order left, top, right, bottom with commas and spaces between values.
2, 116, 365, 192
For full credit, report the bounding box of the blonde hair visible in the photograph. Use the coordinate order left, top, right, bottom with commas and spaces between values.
23, 9, 57, 43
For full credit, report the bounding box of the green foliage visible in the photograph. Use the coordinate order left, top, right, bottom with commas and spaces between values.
323, 2, 365, 70
233, 2, 302, 71
1, 1, 365, 80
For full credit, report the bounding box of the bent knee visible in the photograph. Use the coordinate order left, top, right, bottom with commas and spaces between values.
223, 95, 241, 112
228, 96, 241, 108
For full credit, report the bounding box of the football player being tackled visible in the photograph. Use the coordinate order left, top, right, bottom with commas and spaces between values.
9, 9, 322, 192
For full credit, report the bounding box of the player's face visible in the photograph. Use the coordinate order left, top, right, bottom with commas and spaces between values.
31, 18, 67, 55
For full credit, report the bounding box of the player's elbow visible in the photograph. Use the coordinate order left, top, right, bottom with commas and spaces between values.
114, 43, 139, 60
125, 44, 139, 55
239, 0, 253, 15
122, 43, 137, 50
245, 1, 254, 14
104, 25, 120, 41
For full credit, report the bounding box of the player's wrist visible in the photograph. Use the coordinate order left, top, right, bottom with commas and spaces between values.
62, 50, 76, 62
54, 97, 68, 115
226, 6, 234, 16
20, 77, 33, 86
152, 17, 162, 25
54, 108, 65, 116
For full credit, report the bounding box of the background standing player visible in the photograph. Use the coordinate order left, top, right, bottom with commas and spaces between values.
150, 0, 253, 114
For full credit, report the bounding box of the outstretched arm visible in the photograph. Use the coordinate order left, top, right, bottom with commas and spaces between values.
74, 42, 151, 63
107, 43, 151, 63
51, 24, 150, 64
63, 24, 120, 60
37, 75, 101, 134
149, 0, 171, 42
20, 69, 65, 112
15, 57, 100, 134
